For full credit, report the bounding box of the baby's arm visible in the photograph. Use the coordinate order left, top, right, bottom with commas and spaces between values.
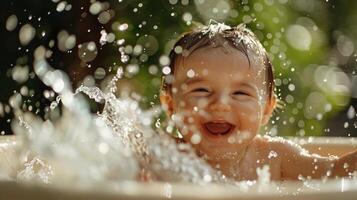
330, 150, 357, 177
271, 139, 357, 180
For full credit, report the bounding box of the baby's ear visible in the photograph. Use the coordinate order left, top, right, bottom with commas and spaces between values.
261, 95, 277, 125
160, 91, 174, 116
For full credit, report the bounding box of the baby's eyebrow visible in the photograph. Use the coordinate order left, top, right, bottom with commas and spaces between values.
233, 82, 258, 92
183, 77, 205, 85
241, 82, 257, 90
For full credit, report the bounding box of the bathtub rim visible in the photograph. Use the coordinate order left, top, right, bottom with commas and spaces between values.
0, 177, 357, 200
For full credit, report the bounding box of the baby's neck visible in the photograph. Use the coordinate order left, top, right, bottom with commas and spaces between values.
207, 146, 249, 179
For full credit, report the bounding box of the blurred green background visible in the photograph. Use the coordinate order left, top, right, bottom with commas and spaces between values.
0, 0, 356, 136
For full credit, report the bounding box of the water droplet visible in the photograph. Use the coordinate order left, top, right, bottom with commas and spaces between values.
182, 12, 192, 23
53, 78, 65, 93
148, 65, 158, 75
298, 174, 305, 181
50, 101, 58, 110
288, 84, 295, 91
12, 65, 29, 83
347, 106, 356, 119
227, 135, 236, 144
133, 45, 143, 55
89, 2, 103, 15
203, 174, 212, 182
65, 4, 72, 11
120, 53, 129, 63
181, 0, 189, 5
256, 165, 270, 184
162, 66, 171, 75
117, 39, 125, 46
9, 93, 22, 109
253, 3, 263, 12
187, 69, 195, 78
344, 122, 349, 128
285, 94, 294, 104
268, 150, 278, 159
78, 41, 98, 62
118, 23, 128, 31
316, 113, 323, 120
56, 1, 67, 12
98, 11, 112, 24
126, 64, 139, 75
337, 35, 354, 57
155, 119, 161, 128
20, 86, 29, 96
6, 14, 18, 31
98, 142, 109, 154
82, 75, 95, 87
169, 0, 178, 5
190, 133, 201, 144
174, 46, 183, 54
57, 30, 76, 51
286, 24, 311, 51
65, 35, 76, 50
19, 24, 36, 46
137, 35, 159, 56
163, 183, 172, 198
344, 163, 349, 169
324, 103, 332, 112
159, 55, 170, 66
94, 68, 106, 79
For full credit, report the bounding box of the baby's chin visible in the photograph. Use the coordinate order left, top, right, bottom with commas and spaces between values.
189, 132, 255, 161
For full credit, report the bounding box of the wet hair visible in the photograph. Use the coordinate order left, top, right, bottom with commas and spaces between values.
162, 22, 275, 102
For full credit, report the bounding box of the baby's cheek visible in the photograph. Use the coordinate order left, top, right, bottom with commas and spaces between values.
173, 109, 200, 135
180, 116, 204, 145
235, 100, 263, 123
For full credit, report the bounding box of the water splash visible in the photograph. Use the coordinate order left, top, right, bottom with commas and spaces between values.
11, 52, 227, 185
201, 19, 231, 37
11, 51, 138, 185
76, 74, 228, 184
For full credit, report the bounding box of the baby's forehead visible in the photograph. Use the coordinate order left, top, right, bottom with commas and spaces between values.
175, 46, 266, 77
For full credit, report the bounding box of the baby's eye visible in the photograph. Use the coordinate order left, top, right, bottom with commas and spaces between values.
192, 88, 210, 93
190, 88, 211, 97
232, 91, 249, 96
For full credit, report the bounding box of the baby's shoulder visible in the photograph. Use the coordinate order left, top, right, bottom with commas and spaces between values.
252, 135, 285, 147
253, 135, 305, 155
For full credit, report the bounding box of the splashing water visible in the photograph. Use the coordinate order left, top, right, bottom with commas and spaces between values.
10, 50, 138, 185
201, 19, 231, 37
11, 58, 228, 186
75, 71, 228, 184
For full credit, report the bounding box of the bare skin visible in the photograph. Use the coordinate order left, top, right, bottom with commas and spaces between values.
160, 45, 357, 181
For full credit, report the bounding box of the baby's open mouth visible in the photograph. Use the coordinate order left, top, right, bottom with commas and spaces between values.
203, 121, 234, 135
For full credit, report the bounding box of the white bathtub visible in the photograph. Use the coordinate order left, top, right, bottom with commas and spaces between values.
0, 135, 356, 200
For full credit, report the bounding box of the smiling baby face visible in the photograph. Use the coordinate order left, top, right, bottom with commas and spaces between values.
161, 45, 276, 161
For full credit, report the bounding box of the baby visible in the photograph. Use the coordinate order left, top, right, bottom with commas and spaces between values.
160, 22, 357, 181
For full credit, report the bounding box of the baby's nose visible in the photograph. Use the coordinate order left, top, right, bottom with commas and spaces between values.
208, 96, 231, 112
